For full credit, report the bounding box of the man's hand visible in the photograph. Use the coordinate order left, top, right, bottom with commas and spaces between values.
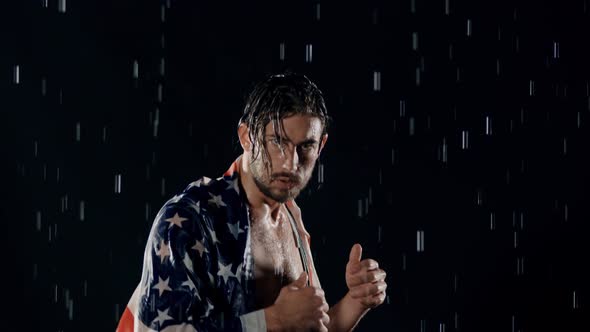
345, 243, 387, 310
265, 272, 330, 332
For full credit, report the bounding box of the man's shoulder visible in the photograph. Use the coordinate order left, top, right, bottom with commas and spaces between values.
147, 174, 242, 241
162, 173, 242, 217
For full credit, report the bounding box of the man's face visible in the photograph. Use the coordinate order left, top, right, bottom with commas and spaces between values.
249, 114, 326, 203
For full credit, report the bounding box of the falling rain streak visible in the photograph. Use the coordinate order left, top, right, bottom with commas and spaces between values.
13, 65, 20, 84
399, 100, 406, 117
373, 71, 381, 91
115, 174, 122, 193
58, 0, 66, 13
157, 84, 163, 102
573, 291, 579, 309
417, 230, 425, 252
402, 253, 406, 271
61, 194, 69, 212
160, 58, 165, 76
315, 3, 320, 20
553, 41, 560, 58
516, 256, 525, 275
36, 211, 42, 231
305, 44, 313, 63
153, 108, 160, 137
133, 60, 139, 79
317, 163, 324, 183
76, 122, 81, 141
461, 130, 469, 149
80, 200, 85, 221
279, 43, 285, 60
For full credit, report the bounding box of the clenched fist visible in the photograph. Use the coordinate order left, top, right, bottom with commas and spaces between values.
265, 272, 330, 332
345, 243, 387, 309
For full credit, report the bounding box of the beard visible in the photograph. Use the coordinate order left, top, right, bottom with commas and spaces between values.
250, 154, 313, 203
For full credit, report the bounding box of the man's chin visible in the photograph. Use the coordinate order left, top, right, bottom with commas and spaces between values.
270, 188, 301, 203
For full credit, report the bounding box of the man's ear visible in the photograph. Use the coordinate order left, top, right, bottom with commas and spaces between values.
318, 134, 328, 155
238, 123, 251, 152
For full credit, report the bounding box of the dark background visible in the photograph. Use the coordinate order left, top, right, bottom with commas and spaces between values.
3, 0, 589, 331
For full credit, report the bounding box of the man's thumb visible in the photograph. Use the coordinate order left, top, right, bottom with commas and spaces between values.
292, 272, 308, 288
349, 243, 362, 263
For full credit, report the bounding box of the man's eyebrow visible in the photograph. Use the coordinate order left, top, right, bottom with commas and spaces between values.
264, 135, 318, 145
299, 138, 318, 145
265, 134, 289, 140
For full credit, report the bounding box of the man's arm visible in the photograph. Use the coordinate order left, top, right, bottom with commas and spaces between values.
326, 292, 370, 332
326, 244, 388, 332
133, 203, 254, 331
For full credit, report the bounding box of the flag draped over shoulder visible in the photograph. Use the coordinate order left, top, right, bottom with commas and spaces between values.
116, 157, 319, 331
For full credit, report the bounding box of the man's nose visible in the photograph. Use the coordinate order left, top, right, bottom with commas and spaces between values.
281, 145, 299, 171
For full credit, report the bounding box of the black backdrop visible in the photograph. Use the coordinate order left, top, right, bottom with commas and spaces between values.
3, 0, 589, 331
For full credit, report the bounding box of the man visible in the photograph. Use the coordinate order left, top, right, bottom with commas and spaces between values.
117, 73, 387, 331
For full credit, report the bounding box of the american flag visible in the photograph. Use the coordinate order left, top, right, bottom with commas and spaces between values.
117, 157, 318, 331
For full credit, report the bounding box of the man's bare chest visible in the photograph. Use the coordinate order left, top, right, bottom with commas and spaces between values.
249, 215, 304, 308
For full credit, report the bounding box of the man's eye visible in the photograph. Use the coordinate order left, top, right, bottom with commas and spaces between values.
300, 143, 314, 150
270, 138, 283, 146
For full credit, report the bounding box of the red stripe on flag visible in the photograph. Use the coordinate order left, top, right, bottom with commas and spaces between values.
116, 307, 134, 332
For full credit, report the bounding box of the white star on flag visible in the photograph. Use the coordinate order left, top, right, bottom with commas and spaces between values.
181, 279, 198, 293
208, 193, 227, 208
165, 212, 188, 229
169, 194, 182, 204
182, 250, 193, 270
200, 300, 214, 318
188, 200, 200, 214
152, 276, 172, 296
208, 228, 220, 244
192, 240, 208, 257
218, 262, 235, 284
156, 239, 170, 264
227, 222, 244, 240
190, 177, 211, 188
152, 307, 173, 326
225, 178, 240, 194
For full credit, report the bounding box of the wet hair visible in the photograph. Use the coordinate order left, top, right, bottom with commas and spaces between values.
238, 73, 330, 169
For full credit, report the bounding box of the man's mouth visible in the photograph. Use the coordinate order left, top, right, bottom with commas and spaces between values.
274, 177, 299, 187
